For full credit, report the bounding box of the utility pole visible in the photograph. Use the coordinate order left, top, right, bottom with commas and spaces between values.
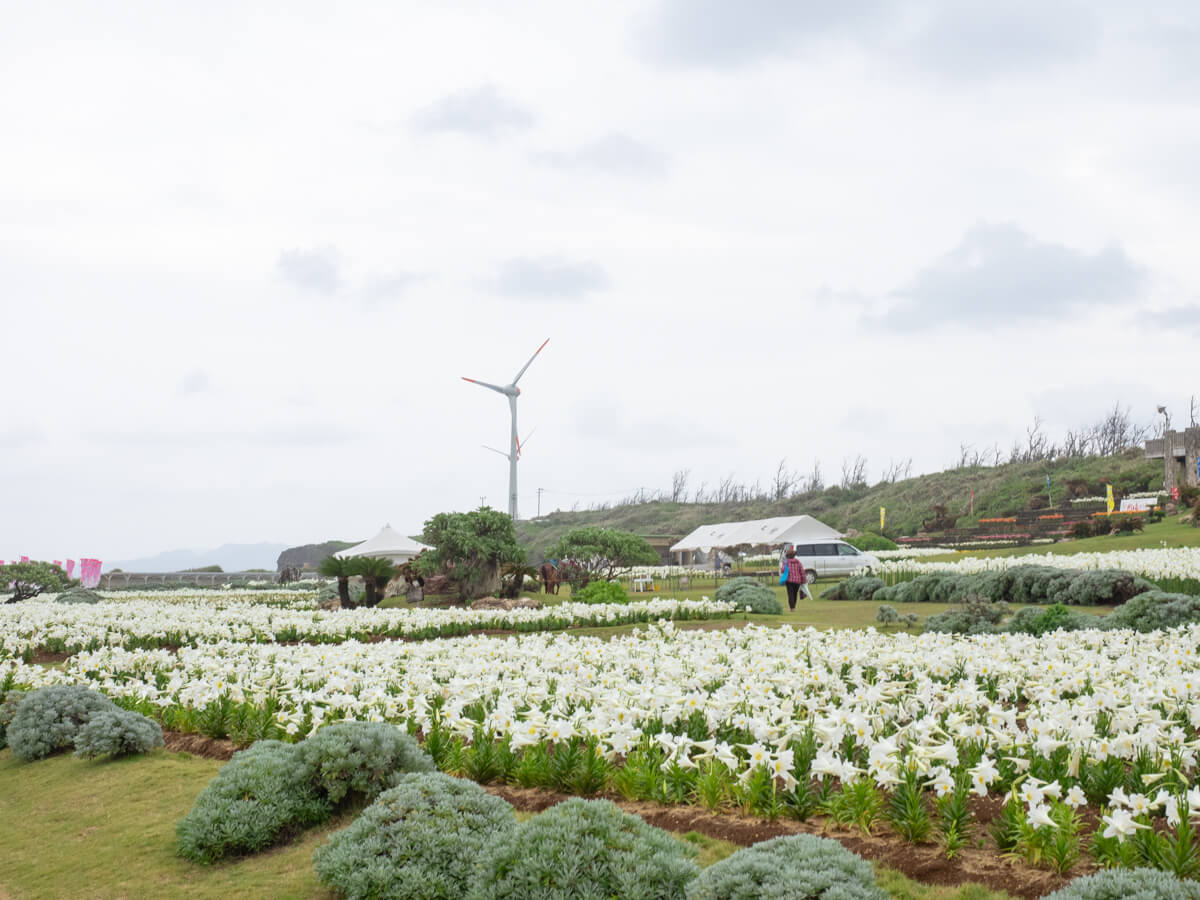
537, 487, 543, 517
480, 496, 486, 508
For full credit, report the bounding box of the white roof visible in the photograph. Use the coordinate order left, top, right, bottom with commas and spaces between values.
669, 515, 842, 553
336, 524, 431, 561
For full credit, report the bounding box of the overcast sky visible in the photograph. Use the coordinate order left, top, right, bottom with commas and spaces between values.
3, 0, 1199, 563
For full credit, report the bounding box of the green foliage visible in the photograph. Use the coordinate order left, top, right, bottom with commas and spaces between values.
1040, 868, 1200, 900
317, 555, 355, 607
420, 508, 525, 601
73, 708, 164, 758
0, 689, 26, 749
347, 556, 398, 608
292, 721, 435, 804
1002, 604, 1092, 636
685, 833, 887, 900
887, 768, 932, 844
313, 772, 516, 900
713, 577, 782, 614
54, 586, 103, 604
471, 797, 699, 899
1, 561, 77, 602
846, 533, 898, 552
825, 576, 886, 603
575, 580, 629, 605
544, 526, 659, 589
6, 685, 117, 761
923, 596, 1007, 634
1104, 591, 1200, 632
176, 741, 330, 863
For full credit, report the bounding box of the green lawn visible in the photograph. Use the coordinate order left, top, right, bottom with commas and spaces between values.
0, 750, 1015, 900
921, 518, 1200, 561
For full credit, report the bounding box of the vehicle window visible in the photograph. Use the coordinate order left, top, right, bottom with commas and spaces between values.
837, 544, 859, 556
796, 545, 816, 557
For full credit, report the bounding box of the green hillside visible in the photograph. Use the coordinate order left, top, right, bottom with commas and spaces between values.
516, 450, 1163, 560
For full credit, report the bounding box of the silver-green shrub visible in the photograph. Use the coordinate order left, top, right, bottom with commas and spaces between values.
176, 741, 331, 863
6, 685, 117, 761
686, 834, 887, 900
471, 797, 699, 899
55, 587, 103, 604
313, 772, 515, 900
293, 721, 435, 804
1040, 868, 1200, 900
1103, 591, 1200, 632
826, 576, 885, 603
73, 708, 164, 758
714, 578, 782, 615
0, 689, 26, 749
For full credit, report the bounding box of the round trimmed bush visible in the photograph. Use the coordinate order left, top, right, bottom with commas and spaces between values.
314, 772, 516, 900
55, 587, 103, 604
293, 721, 435, 804
176, 740, 330, 863
1104, 591, 1200, 632
471, 797, 698, 899
714, 578, 782, 615
826, 576, 885, 603
73, 707, 164, 758
1040, 868, 1200, 899
6, 685, 117, 761
686, 833, 887, 900
575, 580, 629, 605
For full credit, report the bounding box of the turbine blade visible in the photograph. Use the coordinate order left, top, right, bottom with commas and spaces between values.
462, 377, 507, 394
511, 338, 549, 386
516, 426, 537, 459
482, 444, 510, 460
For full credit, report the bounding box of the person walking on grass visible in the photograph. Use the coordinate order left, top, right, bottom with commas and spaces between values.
782, 545, 808, 610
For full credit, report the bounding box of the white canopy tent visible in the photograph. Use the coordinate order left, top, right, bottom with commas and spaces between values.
669, 515, 842, 555
335, 524, 431, 564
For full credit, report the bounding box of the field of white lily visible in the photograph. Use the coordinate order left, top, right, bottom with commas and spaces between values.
6, 581, 1200, 882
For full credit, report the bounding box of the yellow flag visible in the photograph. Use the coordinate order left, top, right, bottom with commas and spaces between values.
1105, 484, 1114, 514
880, 506, 886, 530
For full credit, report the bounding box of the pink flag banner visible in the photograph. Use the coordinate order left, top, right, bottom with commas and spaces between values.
67, 559, 76, 578
21, 556, 29, 563
79, 558, 103, 589
53, 560, 62, 568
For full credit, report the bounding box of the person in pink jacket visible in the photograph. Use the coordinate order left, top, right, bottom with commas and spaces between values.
782, 545, 809, 610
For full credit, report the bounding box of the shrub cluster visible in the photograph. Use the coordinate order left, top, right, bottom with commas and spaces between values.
0, 689, 25, 749
74, 707, 164, 758
177, 721, 434, 863
825, 576, 885, 603
846, 533, 898, 552
923, 597, 1008, 635
1002, 603, 1093, 637
575, 580, 629, 605
6, 685, 120, 761
314, 772, 515, 900
686, 833, 888, 900
1040, 867, 1200, 899
471, 797, 699, 900
177, 740, 331, 863
55, 587, 103, 604
1103, 590, 1200, 633
714, 577, 782, 614
871, 566, 1153, 607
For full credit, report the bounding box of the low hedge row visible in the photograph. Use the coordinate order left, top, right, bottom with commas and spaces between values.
830, 567, 1154, 607
923, 591, 1200, 635
714, 577, 782, 615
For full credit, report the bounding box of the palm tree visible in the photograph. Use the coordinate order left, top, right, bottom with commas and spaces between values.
349, 556, 398, 608
317, 555, 355, 608
499, 563, 541, 599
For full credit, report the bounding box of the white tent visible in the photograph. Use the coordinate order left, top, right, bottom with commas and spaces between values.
335, 524, 431, 564
669, 515, 842, 554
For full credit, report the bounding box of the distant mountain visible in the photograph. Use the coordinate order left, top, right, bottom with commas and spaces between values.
276, 540, 360, 573
104, 542, 290, 574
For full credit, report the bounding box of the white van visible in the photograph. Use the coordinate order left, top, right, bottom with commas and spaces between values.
787, 541, 879, 582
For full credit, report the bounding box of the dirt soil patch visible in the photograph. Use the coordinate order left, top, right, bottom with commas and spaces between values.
29, 647, 74, 664
483, 785, 1081, 899
162, 731, 238, 761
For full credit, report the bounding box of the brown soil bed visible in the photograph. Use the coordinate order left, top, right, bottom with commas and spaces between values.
162, 730, 238, 761
29, 647, 74, 664
483, 785, 1083, 899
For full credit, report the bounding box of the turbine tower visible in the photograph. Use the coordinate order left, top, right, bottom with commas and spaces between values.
462, 338, 548, 520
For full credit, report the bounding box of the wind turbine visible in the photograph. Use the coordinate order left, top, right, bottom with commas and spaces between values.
463, 338, 548, 520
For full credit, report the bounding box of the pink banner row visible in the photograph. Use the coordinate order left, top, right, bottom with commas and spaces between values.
1, 558, 103, 588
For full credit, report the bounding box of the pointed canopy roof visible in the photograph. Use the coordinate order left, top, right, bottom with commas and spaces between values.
336, 524, 431, 562
669, 515, 841, 553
